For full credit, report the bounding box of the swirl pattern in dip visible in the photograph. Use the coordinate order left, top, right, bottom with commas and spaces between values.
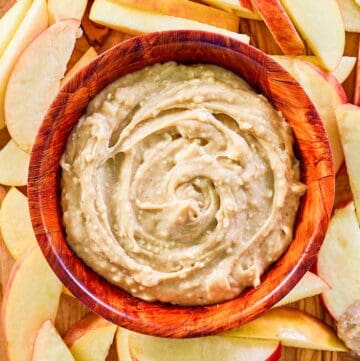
61, 62, 305, 306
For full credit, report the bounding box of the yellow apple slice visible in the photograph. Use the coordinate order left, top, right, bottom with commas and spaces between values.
0, 140, 29, 186
280, 0, 345, 71
317, 201, 360, 320
62, 47, 98, 86
274, 271, 330, 307
355, 0, 360, 6
272, 57, 347, 172
0, 0, 48, 130
48, 0, 88, 24
33, 320, 75, 361
251, 0, 304, 55
112, 0, 239, 31
201, 0, 262, 20
117, 328, 282, 361
1, 246, 62, 361
90, 0, 250, 44
0, 187, 36, 259
225, 307, 347, 351
5, 19, 81, 153
337, 0, 360, 33
64, 313, 117, 361
0, 0, 32, 59
335, 104, 360, 223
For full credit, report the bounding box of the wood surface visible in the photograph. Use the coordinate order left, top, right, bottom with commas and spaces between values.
0, 0, 359, 359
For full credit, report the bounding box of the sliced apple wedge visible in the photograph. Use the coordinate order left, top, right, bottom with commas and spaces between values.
0, 0, 32, 59
280, 0, 345, 71
62, 47, 98, 86
335, 104, 360, 223
0, 0, 48, 130
90, 0, 250, 43
33, 320, 75, 361
112, 0, 239, 31
48, 0, 88, 24
0, 140, 29, 186
64, 313, 117, 361
317, 202, 360, 320
355, 41, 359, 106
272, 57, 347, 172
355, 0, 360, 5
274, 271, 330, 307
5, 19, 81, 153
337, 0, 360, 33
225, 307, 347, 351
0, 187, 36, 259
1, 246, 62, 361
251, 0, 304, 55
117, 328, 282, 361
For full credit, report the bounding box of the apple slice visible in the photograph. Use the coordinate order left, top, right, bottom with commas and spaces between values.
1, 246, 62, 361
355, 41, 359, 106
251, 0, 304, 55
116, 328, 282, 361
33, 320, 75, 361
225, 307, 347, 351
90, 0, 250, 44
0, 0, 32, 59
272, 57, 347, 172
201, 0, 262, 20
0, 140, 29, 186
337, 0, 360, 33
355, 0, 360, 5
112, 0, 240, 31
64, 313, 117, 361
274, 271, 330, 307
5, 19, 81, 153
0, 0, 48, 130
335, 104, 360, 223
280, 0, 345, 71
48, 0, 88, 24
62, 47, 98, 86
317, 202, 360, 320
0, 187, 36, 259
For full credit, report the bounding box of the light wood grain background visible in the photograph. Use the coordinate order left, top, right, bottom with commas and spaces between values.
0, 0, 359, 360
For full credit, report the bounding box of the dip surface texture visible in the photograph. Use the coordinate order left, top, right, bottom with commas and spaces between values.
61, 62, 305, 306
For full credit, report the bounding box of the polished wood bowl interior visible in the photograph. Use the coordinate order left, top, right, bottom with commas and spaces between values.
28, 30, 334, 338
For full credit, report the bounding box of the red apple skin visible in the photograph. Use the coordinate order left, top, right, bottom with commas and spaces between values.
251, 0, 305, 55
239, 0, 254, 10
266, 343, 282, 361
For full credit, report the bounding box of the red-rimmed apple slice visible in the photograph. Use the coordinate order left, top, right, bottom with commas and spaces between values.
1, 246, 62, 361
225, 307, 347, 351
116, 328, 281, 361
251, 0, 305, 55
317, 202, 360, 320
5, 19, 81, 153
33, 320, 75, 361
64, 313, 117, 361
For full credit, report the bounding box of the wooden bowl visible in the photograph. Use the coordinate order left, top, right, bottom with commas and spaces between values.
28, 31, 334, 338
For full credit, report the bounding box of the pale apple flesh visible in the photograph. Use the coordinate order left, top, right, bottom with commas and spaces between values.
355, 40, 359, 106
116, 328, 282, 361
224, 307, 347, 351
48, 0, 88, 24
280, 0, 345, 71
251, 0, 305, 55
5, 19, 81, 153
1, 246, 62, 361
112, 0, 240, 31
33, 320, 75, 361
0, 187, 37, 259
317, 202, 360, 321
0, 140, 29, 186
0, 0, 48, 130
89, 0, 250, 44
64, 313, 117, 361
335, 105, 360, 224
337, 0, 360, 33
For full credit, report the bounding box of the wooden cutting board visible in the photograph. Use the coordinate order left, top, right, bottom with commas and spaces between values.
0, 1, 359, 360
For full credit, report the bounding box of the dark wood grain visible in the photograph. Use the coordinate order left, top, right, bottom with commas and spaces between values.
27, 31, 334, 338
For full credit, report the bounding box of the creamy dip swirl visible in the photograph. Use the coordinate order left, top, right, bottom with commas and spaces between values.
61, 62, 305, 306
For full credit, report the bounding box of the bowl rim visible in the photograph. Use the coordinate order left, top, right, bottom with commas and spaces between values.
28, 30, 335, 338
